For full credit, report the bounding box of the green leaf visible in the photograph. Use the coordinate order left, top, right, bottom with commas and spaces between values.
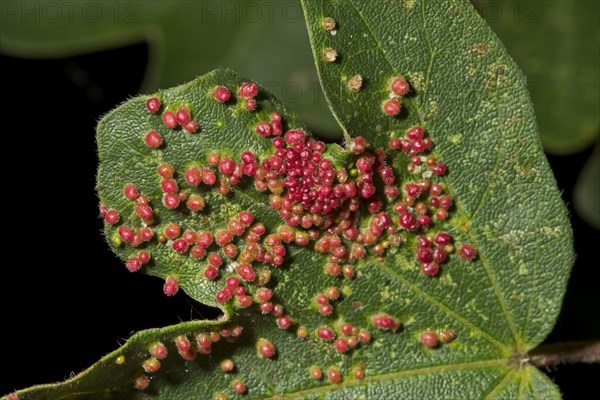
0, 0, 339, 137
474, 0, 600, 154
7, 1, 573, 399
301, 0, 572, 393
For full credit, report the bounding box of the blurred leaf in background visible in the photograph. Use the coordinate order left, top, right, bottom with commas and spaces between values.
0, 0, 339, 137
474, 0, 599, 154
574, 142, 600, 229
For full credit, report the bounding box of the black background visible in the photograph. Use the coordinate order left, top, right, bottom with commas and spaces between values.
1, 42, 598, 398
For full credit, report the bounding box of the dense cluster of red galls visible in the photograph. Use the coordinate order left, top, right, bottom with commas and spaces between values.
99, 76, 476, 395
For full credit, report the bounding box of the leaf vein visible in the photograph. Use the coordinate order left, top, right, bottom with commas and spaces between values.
482, 368, 517, 400
269, 358, 507, 399
378, 262, 511, 351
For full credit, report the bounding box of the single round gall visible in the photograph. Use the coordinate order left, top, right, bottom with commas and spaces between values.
162, 111, 177, 128
144, 130, 163, 148
391, 76, 410, 95
310, 366, 323, 380
239, 82, 258, 98
257, 338, 276, 358
124, 184, 139, 200
317, 326, 335, 341
145, 97, 161, 113
220, 358, 234, 372
105, 210, 119, 225
149, 342, 168, 359
184, 120, 199, 133
322, 17, 336, 31
232, 380, 246, 394
421, 330, 438, 348
383, 99, 401, 116
458, 243, 477, 261
175, 106, 190, 125
327, 368, 342, 384
143, 357, 161, 373
213, 86, 231, 103
134, 375, 149, 390
333, 338, 349, 353
126, 257, 141, 272
163, 276, 179, 296
322, 47, 338, 62
421, 262, 440, 276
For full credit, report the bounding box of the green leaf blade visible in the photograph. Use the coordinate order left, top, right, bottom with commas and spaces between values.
301, 0, 572, 351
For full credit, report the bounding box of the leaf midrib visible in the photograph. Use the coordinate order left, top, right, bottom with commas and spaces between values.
267, 358, 508, 399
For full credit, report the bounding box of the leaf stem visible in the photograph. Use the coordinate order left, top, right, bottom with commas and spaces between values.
529, 341, 600, 367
